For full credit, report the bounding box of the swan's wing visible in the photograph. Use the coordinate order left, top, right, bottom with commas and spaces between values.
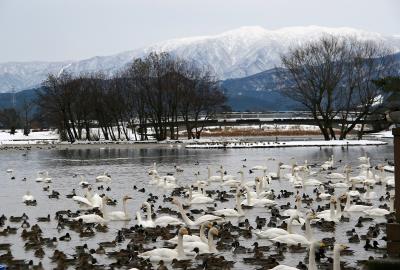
72, 196, 93, 206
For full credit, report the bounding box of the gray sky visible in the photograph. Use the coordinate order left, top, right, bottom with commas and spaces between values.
1, 0, 399, 63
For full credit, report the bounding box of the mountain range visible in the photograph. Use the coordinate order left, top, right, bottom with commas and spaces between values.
1, 25, 400, 93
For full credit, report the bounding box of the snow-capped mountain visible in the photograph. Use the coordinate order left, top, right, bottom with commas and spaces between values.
1, 25, 400, 92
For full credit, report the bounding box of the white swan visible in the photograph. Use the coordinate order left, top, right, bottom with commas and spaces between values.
271, 212, 316, 246
363, 196, 394, 217
172, 198, 223, 226
182, 227, 219, 254
255, 214, 300, 239
148, 162, 158, 175
168, 222, 211, 244
362, 184, 377, 200
282, 195, 303, 217
188, 188, 214, 204
96, 172, 111, 183
22, 191, 35, 202
316, 197, 340, 223
208, 167, 223, 182
73, 213, 106, 224
213, 190, 244, 217
343, 193, 372, 212
140, 201, 183, 227
241, 185, 276, 207
138, 227, 191, 262
102, 195, 132, 221
333, 244, 349, 270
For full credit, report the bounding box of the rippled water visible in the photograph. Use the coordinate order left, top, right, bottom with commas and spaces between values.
0, 140, 394, 269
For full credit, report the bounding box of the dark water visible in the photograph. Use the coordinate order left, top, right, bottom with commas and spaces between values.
0, 141, 394, 269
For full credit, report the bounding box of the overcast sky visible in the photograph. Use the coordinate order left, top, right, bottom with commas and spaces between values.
1, 0, 399, 63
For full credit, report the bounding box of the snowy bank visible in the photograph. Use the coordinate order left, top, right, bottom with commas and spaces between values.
0, 130, 59, 145
185, 140, 387, 149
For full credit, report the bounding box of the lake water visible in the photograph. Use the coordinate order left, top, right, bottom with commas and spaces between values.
0, 140, 394, 269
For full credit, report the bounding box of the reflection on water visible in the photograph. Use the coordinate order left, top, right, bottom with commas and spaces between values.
0, 142, 394, 269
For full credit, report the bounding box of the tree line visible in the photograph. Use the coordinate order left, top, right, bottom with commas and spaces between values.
37, 52, 227, 142
278, 35, 398, 140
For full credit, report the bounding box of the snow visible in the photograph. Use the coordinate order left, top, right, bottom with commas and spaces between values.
371, 129, 394, 138
185, 140, 387, 149
1, 26, 400, 92
0, 130, 59, 145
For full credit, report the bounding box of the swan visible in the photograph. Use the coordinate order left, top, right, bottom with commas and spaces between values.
138, 227, 191, 262
188, 188, 214, 205
318, 185, 332, 200
237, 170, 255, 187
316, 197, 340, 223
6, 169, 13, 173
362, 184, 377, 200
321, 155, 334, 170
343, 193, 372, 212
35, 171, 45, 182
78, 175, 89, 187
148, 162, 158, 175
282, 195, 303, 217
304, 177, 322, 186
213, 189, 244, 217
73, 213, 106, 224
182, 227, 219, 254
333, 244, 349, 270
241, 185, 276, 207
102, 195, 132, 221
208, 167, 223, 182
96, 172, 111, 183
172, 198, 223, 226
348, 180, 360, 198
363, 196, 394, 217
22, 191, 35, 202
73, 188, 103, 209
271, 240, 325, 270
268, 162, 282, 179
271, 212, 317, 246
255, 214, 300, 239
141, 201, 183, 227
326, 172, 346, 179
168, 222, 211, 244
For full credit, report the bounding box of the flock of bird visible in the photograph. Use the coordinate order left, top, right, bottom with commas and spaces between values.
0, 149, 397, 270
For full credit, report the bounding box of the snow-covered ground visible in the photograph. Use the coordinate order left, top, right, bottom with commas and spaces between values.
370, 129, 394, 138
0, 130, 59, 145
185, 140, 387, 149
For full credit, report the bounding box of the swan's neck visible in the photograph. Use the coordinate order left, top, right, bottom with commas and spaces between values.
330, 201, 335, 219
177, 204, 194, 226
276, 164, 281, 178
345, 170, 350, 183
336, 202, 342, 218
255, 180, 260, 195
305, 217, 313, 241
199, 223, 208, 243
390, 198, 394, 213
189, 188, 193, 201
333, 246, 341, 270
246, 187, 252, 205
287, 216, 294, 234
308, 243, 317, 270
177, 232, 184, 257
208, 231, 216, 252
236, 193, 244, 216
295, 198, 301, 211
208, 167, 211, 179
101, 201, 108, 217
344, 195, 351, 210
123, 200, 129, 217
145, 203, 152, 222
240, 173, 244, 184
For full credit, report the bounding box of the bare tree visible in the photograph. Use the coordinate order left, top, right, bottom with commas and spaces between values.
278, 35, 395, 140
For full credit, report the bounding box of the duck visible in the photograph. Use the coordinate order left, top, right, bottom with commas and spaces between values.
138, 227, 192, 262
172, 198, 222, 226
